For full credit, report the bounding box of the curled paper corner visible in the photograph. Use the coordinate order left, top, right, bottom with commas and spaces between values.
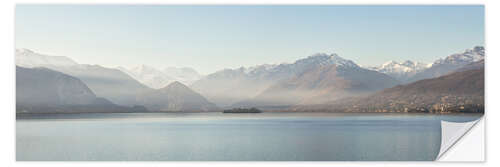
436, 117, 482, 160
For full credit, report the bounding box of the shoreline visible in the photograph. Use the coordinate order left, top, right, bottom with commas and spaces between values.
16, 111, 484, 120
16, 110, 485, 115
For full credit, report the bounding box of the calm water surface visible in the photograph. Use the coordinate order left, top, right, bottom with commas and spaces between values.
16, 112, 482, 161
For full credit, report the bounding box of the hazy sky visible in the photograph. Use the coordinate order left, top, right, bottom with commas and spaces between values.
16, 5, 484, 74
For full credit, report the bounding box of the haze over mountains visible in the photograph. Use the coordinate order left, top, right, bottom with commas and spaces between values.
136, 81, 218, 112
232, 54, 399, 109
17, 66, 101, 106
191, 53, 397, 107
118, 65, 202, 89
292, 61, 484, 113
15, 49, 215, 112
15, 46, 485, 113
16, 49, 151, 106
16, 66, 149, 113
117, 65, 175, 89
16, 49, 78, 67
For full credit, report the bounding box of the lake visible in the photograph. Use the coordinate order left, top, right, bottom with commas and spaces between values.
16, 112, 482, 161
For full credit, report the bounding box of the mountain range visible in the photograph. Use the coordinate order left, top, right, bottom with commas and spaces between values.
15, 49, 216, 112
191, 53, 389, 107
292, 61, 484, 113
367, 46, 484, 83
118, 65, 202, 89
232, 54, 400, 109
16, 49, 151, 106
407, 46, 484, 82
16, 66, 148, 113
15, 46, 485, 113
368, 60, 430, 82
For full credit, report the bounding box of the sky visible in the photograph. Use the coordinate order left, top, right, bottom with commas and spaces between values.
15, 5, 484, 74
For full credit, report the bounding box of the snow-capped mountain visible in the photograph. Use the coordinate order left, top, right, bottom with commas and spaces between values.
368, 60, 430, 82
233, 62, 400, 109
433, 46, 484, 65
250, 53, 360, 76
15, 49, 78, 68
294, 53, 360, 69
118, 65, 203, 89
408, 46, 485, 82
292, 67, 484, 113
191, 53, 389, 107
203, 53, 361, 81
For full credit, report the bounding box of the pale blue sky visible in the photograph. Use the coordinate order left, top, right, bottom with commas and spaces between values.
16, 5, 484, 74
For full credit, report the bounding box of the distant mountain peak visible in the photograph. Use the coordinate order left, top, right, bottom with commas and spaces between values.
369, 60, 430, 82
137, 80, 218, 112
296, 52, 359, 69
15, 48, 79, 68
162, 66, 203, 85
164, 81, 188, 90
208, 52, 360, 79
382, 60, 398, 66
401, 60, 416, 66
406, 46, 485, 83
119, 65, 202, 89
374, 60, 428, 70
434, 46, 484, 65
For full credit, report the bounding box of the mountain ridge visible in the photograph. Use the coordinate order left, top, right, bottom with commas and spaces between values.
292, 67, 484, 113
233, 61, 400, 109
16, 66, 149, 114
16, 49, 78, 68
136, 81, 218, 112
407, 46, 484, 82
192, 52, 399, 108
191, 53, 364, 107
15, 46, 484, 113
118, 65, 202, 89
367, 60, 429, 82
15, 49, 214, 112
